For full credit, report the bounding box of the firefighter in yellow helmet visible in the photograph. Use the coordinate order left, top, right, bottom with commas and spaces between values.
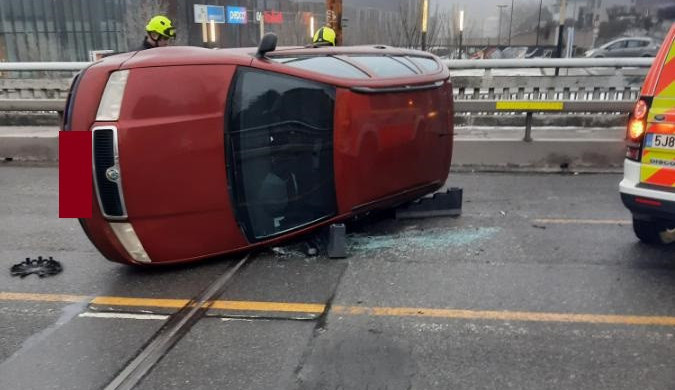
139, 15, 176, 50
312, 26, 336, 46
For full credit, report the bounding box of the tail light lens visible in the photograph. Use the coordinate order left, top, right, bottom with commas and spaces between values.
625, 99, 650, 161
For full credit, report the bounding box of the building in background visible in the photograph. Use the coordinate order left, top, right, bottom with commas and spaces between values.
0, 0, 326, 63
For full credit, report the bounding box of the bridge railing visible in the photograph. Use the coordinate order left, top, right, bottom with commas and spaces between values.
0, 58, 649, 141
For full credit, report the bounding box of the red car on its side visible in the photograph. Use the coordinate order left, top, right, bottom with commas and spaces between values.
64, 38, 454, 265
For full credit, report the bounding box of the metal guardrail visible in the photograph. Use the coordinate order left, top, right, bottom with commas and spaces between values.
0, 98, 634, 142
0, 59, 641, 142
0, 62, 90, 71
0, 99, 66, 111
454, 100, 633, 141
443, 58, 653, 69
0, 58, 655, 71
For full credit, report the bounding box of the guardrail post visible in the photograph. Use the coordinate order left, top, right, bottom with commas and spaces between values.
524, 112, 533, 142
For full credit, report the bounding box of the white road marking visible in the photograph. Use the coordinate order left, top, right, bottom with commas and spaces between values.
78, 312, 168, 321
533, 218, 631, 225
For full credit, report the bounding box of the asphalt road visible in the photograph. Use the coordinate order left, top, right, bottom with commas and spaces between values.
1, 164, 674, 390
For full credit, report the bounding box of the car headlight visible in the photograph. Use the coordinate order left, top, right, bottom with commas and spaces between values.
96, 70, 129, 121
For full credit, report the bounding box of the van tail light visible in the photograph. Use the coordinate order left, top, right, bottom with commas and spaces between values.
625, 99, 650, 161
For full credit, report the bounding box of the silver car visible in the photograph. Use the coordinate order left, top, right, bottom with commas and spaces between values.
585, 37, 660, 57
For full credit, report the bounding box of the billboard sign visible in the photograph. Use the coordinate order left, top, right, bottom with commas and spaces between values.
264, 11, 283, 24
227, 6, 248, 24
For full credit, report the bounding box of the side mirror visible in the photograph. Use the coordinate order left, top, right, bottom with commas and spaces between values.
256, 33, 277, 59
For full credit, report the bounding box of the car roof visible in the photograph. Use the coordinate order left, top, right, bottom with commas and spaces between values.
112, 45, 449, 88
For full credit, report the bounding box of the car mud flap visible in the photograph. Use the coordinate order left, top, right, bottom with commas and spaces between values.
395, 187, 463, 219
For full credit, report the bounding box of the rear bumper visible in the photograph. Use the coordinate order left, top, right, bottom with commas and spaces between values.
620, 159, 675, 221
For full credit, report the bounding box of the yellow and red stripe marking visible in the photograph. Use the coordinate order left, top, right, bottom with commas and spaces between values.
640, 30, 675, 188
3, 291, 675, 327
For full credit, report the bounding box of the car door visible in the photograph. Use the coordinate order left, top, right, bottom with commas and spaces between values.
606, 40, 628, 57
626, 39, 648, 57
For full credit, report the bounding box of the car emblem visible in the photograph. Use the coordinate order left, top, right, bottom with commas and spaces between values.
105, 166, 120, 182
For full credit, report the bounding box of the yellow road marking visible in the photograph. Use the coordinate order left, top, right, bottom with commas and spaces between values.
496, 101, 564, 111
0, 292, 88, 303
2, 292, 675, 327
91, 296, 190, 308
532, 218, 631, 225
210, 300, 325, 313
332, 306, 675, 326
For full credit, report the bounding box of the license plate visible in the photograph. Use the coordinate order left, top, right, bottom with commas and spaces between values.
646, 134, 675, 150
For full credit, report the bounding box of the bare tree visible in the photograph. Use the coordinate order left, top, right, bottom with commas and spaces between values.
387, 0, 446, 50
511, 0, 553, 37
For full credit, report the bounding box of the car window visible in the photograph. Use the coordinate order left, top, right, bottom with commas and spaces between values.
270, 56, 368, 79
392, 56, 422, 73
348, 55, 417, 77
408, 56, 440, 72
627, 40, 648, 48
227, 69, 337, 241
607, 41, 627, 50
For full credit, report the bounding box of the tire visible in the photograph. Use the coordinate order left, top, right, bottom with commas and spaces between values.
633, 218, 666, 244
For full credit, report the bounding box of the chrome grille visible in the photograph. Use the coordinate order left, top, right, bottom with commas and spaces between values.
92, 127, 126, 219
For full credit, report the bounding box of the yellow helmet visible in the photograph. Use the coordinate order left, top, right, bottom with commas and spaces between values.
313, 26, 336, 46
146, 15, 176, 39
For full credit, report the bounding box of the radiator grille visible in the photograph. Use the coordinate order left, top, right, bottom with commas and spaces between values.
93, 128, 125, 218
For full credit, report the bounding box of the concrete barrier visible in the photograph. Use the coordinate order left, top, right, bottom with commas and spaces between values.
0, 126, 625, 171
452, 138, 625, 170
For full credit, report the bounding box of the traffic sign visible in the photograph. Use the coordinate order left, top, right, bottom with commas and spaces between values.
194, 4, 226, 23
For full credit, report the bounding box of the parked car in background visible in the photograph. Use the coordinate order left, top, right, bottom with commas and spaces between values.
64, 37, 455, 265
619, 25, 675, 244
585, 37, 660, 58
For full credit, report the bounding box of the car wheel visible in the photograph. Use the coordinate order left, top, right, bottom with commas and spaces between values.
633, 218, 668, 244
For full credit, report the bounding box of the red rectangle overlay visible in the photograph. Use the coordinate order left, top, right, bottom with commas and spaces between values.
59, 131, 92, 218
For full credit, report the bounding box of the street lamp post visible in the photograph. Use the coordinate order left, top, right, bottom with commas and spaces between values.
508, 0, 514, 46
421, 0, 429, 51
535, 0, 543, 47
555, 0, 566, 59
458, 10, 464, 59
497, 5, 507, 46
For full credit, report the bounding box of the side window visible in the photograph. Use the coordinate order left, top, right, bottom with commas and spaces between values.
627, 40, 648, 48
271, 56, 369, 79
227, 69, 337, 240
349, 55, 417, 77
409, 56, 440, 72
608, 41, 627, 50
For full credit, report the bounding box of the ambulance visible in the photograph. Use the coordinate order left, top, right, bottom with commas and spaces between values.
620, 24, 675, 244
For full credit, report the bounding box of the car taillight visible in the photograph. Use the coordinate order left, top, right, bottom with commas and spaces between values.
625, 99, 650, 161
